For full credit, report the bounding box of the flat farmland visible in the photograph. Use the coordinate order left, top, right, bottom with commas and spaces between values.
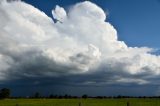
0, 98, 160, 106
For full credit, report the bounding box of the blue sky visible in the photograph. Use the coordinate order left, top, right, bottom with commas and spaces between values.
23, 0, 160, 48
1, 0, 160, 96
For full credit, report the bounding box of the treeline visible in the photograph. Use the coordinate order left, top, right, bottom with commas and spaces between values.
2, 88, 160, 99
14, 93, 160, 99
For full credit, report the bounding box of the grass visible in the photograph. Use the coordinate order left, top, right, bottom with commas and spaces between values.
0, 98, 159, 106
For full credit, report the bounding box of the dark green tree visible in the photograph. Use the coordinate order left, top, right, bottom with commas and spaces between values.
82, 94, 88, 99
0, 88, 10, 99
49, 94, 54, 98
34, 92, 40, 98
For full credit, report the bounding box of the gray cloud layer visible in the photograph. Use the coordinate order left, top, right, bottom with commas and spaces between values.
0, 0, 160, 88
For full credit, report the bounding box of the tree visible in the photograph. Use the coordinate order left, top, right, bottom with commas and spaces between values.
34, 92, 40, 98
0, 88, 10, 99
49, 94, 54, 98
82, 94, 88, 99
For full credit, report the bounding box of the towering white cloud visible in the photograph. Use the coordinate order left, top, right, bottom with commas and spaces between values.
0, 0, 160, 85
52, 5, 67, 22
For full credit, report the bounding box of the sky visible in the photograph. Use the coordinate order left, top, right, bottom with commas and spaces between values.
23, 0, 160, 48
0, 0, 160, 96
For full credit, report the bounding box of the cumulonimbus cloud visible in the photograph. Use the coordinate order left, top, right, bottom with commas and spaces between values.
0, 0, 160, 85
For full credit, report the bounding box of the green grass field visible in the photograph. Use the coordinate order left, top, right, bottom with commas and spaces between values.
0, 98, 159, 106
